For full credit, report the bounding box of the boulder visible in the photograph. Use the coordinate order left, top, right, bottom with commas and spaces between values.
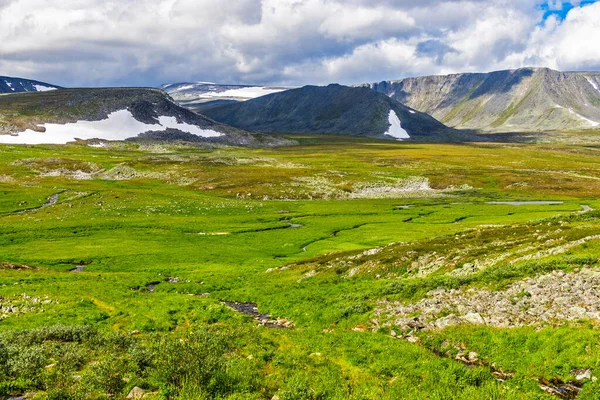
462, 312, 486, 325
126, 387, 145, 399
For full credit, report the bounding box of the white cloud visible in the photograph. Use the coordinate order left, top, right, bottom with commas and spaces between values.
0, 0, 598, 87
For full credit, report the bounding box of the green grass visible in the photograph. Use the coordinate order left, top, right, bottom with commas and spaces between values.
3, 137, 600, 398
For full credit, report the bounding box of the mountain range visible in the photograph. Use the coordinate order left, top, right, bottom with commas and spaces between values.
0, 88, 286, 146
361, 67, 600, 132
202, 84, 476, 141
0, 76, 61, 94
2, 66, 600, 146
160, 82, 290, 113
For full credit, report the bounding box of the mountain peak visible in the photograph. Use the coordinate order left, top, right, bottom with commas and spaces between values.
364, 68, 600, 132
0, 76, 62, 94
202, 84, 479, 142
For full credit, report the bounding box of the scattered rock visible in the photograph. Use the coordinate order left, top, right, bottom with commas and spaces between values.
462, 312, 486, 325
433, 314, 463, 329
572, 368, 592, 381
377, 268, 600, 330
224, 301, 295, 329
126, 386, 145, 399
0, 263, 36, 270
405, 335, 421, 344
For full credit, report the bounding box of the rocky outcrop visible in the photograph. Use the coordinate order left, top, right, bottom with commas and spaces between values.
376, 268, 600, 330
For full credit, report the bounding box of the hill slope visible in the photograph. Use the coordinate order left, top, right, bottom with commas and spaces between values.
203, 84, 471, 141
0, 88, 277, 146
160, 82, 291, 113
0, 76, 61, 93
362, 68, 600, 132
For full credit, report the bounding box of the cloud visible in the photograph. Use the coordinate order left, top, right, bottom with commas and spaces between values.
0, 0, 598, 87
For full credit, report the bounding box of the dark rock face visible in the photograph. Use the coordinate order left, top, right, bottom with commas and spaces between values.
0, 76, 62, 93
203, 84, 476, 142
361, 67, 600, 132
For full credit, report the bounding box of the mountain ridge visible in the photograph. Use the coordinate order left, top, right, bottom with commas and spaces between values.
203, 84, 479, 142
361, 67, 600, 132
0, 87, 288, 146
0, 76, 62, 94
160, 82, 291, 113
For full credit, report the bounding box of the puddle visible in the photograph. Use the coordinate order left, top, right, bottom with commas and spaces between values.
70, 265, 85, 273
486, 201, 564, 206
146, 282, 161, 292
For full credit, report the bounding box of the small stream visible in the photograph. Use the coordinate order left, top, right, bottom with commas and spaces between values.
14, 192, 63, 215
404, 336, 582, 399
224, 301, 294, 329
486, 201, 564, 206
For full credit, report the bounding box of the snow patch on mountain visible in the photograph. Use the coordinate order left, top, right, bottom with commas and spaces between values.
384, 110, 410, 140
196, 86, 287, 100
33, 84, 57, 92
0, 109, 222, 144
568, 108, 599, 127
587, 78, 600, 94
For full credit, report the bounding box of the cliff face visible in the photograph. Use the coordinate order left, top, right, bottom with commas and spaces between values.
363, 68, 600, 132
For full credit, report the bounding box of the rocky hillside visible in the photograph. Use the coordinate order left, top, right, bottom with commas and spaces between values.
362, 68, 600, 132
203, 84, 475, 141
0, 76, 61, 93
160, 82, 291, 113
0, 88, 282, 146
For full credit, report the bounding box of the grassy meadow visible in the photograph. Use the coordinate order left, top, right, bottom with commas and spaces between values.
2, 136, 600, 398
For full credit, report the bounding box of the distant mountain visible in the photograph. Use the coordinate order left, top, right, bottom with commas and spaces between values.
160, 82, 291, 113
361, 67, 600, 132
0, 76, 62, 93
0, 88, 285, 146
203, 84, 474, 141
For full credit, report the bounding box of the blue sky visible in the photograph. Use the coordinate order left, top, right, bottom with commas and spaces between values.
540, 0, 597, 21
1, 0, 600, 87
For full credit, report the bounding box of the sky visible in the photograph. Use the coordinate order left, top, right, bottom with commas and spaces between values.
0, 0, 599, 88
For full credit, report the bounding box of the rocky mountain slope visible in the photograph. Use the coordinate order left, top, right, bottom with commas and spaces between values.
203, 84, 475, 141
0, 88, 282, 146
0, 76, 61, 93
160, 82, 291, 113
362, 67, 600, 132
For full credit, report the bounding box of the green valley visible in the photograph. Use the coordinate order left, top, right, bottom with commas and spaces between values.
3, 137, 600, 398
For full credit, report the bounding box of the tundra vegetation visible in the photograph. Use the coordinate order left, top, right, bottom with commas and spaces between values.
3, 136, 600, 399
